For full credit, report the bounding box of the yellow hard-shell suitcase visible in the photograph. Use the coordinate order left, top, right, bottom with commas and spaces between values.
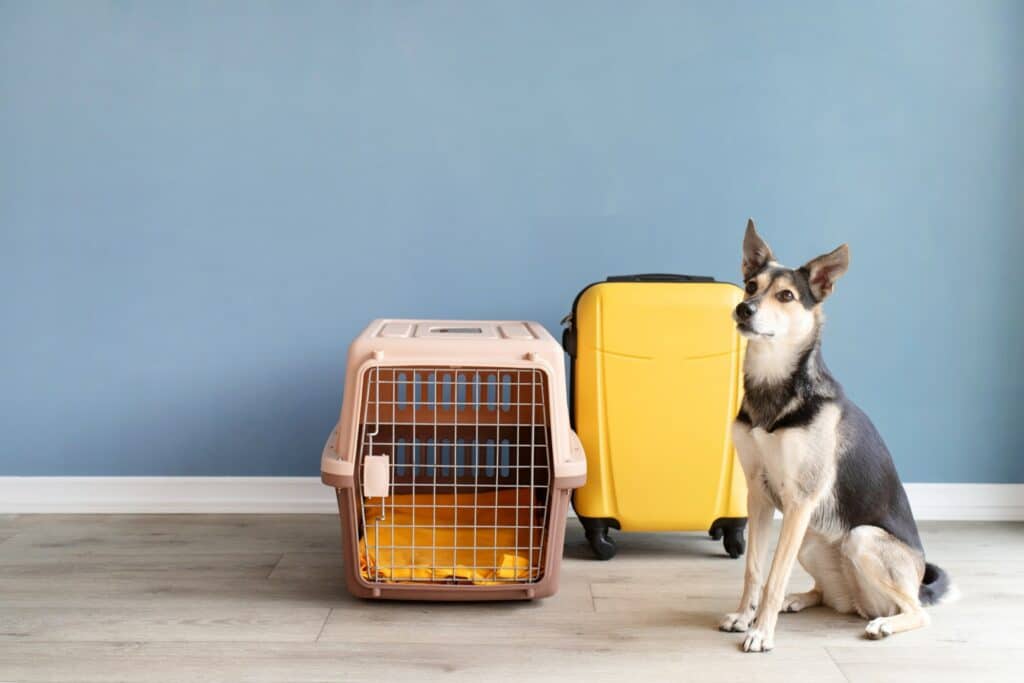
562, 273, 748, 559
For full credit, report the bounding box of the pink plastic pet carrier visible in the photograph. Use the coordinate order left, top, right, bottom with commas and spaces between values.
321, 320, 586, 600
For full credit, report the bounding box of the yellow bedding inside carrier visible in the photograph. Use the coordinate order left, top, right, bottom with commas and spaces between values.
359, 488, 543, 585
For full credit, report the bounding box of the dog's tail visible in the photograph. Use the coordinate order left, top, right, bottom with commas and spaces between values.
919, 562, 959, 606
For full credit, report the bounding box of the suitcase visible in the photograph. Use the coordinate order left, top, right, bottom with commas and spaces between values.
562, 273, 748, 560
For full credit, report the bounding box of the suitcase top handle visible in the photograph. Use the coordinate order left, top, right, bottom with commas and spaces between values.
604, 273, 715, 283
561, 272, 717, 357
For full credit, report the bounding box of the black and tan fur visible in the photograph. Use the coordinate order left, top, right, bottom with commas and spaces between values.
720, 220, 955, 652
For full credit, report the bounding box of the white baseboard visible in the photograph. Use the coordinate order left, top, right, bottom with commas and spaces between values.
898, 483, 1024, 522
0, 478, 1021, 520
0, 477, 334, 514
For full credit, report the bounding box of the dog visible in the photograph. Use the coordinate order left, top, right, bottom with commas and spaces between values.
719, 219, 955, 652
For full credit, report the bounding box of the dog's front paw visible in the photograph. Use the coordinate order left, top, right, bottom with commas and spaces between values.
864, 617, 894, 640
719, 612, 752, 633
742, 628, 774, 653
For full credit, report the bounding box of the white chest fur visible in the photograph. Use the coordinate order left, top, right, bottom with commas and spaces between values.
732, 402, 842, 530
744, 337, 805, 385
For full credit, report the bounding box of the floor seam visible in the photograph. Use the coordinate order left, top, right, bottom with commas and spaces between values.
314, 608, 332, 642
265, 552, 285, 579
824, 645, 852, 683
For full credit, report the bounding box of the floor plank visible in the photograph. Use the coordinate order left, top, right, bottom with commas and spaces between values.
0, 553, 283, 580
0, 514, 338, 556
829, 646, 1023, 683
0, 605, 331, 642
0, 642, 848, 683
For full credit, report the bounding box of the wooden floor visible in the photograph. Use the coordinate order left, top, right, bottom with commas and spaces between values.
0, 515, 1019, 682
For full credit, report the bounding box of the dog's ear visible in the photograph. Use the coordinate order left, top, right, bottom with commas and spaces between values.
801, 244, 850, 301
742, 219, 774, 280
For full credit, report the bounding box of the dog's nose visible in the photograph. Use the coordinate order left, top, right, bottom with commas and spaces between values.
735, 301, 756, 321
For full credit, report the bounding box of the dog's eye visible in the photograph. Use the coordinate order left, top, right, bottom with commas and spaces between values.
745, 281, 758, 295
776, 289, 795, 302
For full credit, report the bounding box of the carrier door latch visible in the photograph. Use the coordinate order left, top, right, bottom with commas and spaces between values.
363, 455, 391, 498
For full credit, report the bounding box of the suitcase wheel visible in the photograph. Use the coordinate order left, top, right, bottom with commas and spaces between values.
574, 500, 621, 561
723, 529, 746, 559
709, 517, 748, 559
585, 525, 617, 560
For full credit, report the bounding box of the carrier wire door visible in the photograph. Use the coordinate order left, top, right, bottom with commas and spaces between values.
322, 320, 585, 601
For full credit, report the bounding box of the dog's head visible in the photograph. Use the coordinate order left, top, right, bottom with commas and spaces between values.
733, 219, 850, 345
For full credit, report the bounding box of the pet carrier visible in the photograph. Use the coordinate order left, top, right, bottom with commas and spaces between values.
321, 319, 586, 600
563, 274, 748, 560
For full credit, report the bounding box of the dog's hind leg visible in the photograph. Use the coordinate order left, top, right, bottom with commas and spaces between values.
786, 531, 856, 614
840, 525, 930, 640
863, 606, 930, 639
781, 532, 826, 613
781, 587, 822, 613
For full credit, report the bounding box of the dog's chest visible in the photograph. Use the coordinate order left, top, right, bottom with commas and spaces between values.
753, 430, 815, 505
735, 403, 840, 508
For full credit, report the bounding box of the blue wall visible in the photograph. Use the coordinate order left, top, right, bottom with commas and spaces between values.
2, 1, 1021, 481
